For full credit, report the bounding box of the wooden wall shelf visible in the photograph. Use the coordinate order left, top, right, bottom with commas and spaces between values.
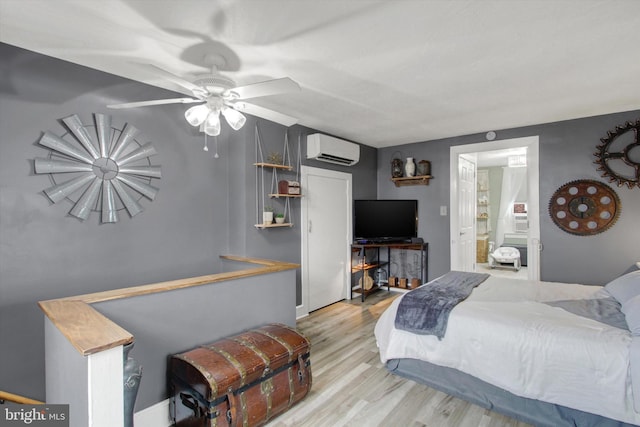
254, 223, 293, 229
391, 175, 432, 187
254, 162, 293, 170
268, 194, 303, 198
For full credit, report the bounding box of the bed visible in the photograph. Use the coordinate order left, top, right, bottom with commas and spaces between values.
374, 268, 640, 427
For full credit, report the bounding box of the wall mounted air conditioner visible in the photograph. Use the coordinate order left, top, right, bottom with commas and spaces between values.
306, 133, 360, 166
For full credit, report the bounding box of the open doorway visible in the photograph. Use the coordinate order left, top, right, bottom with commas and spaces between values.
450, 136, 540, 281
475, 148, 529, 280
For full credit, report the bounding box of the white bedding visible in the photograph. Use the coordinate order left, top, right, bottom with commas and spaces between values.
374, 275, 639, 424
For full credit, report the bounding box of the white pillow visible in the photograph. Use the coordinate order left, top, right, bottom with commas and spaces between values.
623, 294, 640, 335
605, 270, 640, 304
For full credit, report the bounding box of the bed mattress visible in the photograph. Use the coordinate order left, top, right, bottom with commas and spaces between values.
374, 276, 639, 425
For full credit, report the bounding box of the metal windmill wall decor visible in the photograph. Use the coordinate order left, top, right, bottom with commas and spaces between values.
34, 113, 162, 223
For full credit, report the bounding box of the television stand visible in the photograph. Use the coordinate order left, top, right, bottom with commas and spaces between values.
355, 238, 409, 245
350, 241, 428, 302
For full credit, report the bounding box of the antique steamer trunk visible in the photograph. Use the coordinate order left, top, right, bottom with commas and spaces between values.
170, 323, 311, 427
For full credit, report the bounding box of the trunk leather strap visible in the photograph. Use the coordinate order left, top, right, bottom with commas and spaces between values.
226, 392, 237, 427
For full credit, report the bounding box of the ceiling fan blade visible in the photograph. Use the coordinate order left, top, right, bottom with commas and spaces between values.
230, 78, 300, 100
233, 102, 298, 127
107, 98, 203, 109
137, 63, 207, 95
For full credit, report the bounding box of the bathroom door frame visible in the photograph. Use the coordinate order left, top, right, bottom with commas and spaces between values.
450, 136, 540, 280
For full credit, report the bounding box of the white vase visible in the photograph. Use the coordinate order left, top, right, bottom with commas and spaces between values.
405, 157, 416, 177
263, 211, 273, 225
275, 216, 285, 224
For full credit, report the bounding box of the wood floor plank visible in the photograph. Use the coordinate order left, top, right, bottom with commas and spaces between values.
266, 290, 533, 427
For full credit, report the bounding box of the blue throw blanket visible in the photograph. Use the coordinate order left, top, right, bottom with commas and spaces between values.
395, 271, 490, 339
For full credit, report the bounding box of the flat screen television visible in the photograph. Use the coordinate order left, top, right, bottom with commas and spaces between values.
353, 199, 418, 243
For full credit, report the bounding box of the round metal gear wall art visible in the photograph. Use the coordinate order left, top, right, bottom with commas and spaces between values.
593, 118, 640, 189
548, 179, 620, 236
34, 113, 162, 223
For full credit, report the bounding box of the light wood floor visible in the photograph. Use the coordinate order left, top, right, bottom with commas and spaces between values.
267, 290, 532, 427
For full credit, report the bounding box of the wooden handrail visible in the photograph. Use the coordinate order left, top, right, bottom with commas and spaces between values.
0, 390, 43, 404
39, 256, 299, 355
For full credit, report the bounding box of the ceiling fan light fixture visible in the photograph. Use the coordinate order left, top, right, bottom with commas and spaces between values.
184, 104, 209, 127
222, 106, 246, 130
203, 110, 221, 136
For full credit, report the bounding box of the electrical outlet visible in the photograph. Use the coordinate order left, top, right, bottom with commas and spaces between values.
440, 206, 447, 216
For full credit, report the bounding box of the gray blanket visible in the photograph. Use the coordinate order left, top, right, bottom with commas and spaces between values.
395, 271, 490, 339
545, 297, 629, 330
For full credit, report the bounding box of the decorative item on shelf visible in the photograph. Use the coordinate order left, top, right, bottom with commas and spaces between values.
391, 157, 403, 178
548, 179, 621, 236
399, 277, 408, 288
405, 157, 416, 177
593, 118, 640, 189
275, 213, 285, 224
388, 276, 398, 287
417, 160, 431, 176
375, 268, 388, 286
410, 278, 421, 289
278, 180, 301, 195
359, 272, 374, 291
514, 203, 527, 213
267, 152, 283, 165
263, 206, 274, 225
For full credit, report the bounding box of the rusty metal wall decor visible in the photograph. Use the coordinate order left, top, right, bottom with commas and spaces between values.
594, 118, 640, 189
549, 179, 620, 236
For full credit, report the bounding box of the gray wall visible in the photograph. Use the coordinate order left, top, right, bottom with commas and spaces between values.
378, 111, 640, 284
0, 43, 377, 401
94, 268, 296, 410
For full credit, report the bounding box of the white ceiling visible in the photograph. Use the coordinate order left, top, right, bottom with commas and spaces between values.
1, 0, 639, 148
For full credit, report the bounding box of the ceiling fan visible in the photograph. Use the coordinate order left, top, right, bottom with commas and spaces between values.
107, 54, 301, 135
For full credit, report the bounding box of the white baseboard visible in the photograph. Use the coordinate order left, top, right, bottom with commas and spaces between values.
296, 304, 308, 319
134, 399, 171, 427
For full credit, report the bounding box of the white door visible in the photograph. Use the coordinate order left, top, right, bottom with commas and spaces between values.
457, 155, 476, 271
301, 166, 352, 314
